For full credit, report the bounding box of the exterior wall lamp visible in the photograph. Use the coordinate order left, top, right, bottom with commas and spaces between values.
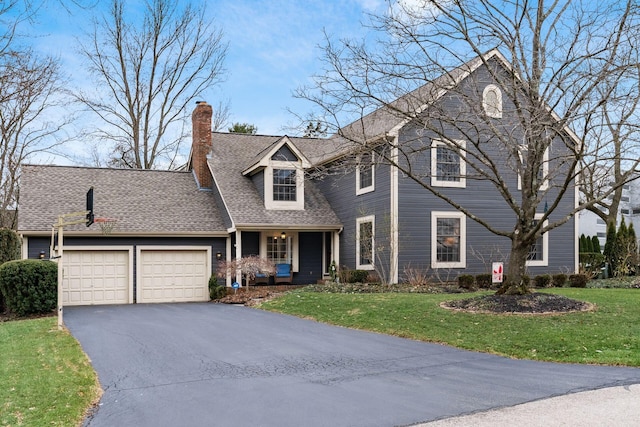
216, 251, 222, 261
39, 250, 46, 260
281, 231, 286, 239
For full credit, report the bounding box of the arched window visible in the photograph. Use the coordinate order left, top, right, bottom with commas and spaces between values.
483, 84, 502, 118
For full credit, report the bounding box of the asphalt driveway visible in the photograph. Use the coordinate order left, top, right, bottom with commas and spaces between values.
65, 303, 640, 427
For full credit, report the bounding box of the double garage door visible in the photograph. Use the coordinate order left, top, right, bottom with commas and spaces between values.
62, 247, 210, 306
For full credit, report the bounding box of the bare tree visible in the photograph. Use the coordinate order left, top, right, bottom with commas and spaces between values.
297, 0, 640, 294
579, 60, 640, 227
0, 2, 70, 228
75, 0, 227, 169
212, 98, 231, 132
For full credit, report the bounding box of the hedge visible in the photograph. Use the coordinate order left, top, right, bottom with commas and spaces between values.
0, 260, 58, 317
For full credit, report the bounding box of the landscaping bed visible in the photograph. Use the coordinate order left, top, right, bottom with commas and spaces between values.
216, 285, 305, 306
442, 292, 594, 314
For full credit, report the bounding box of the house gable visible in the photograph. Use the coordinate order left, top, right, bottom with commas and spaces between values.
206, 132, 342, 230
240, 136, 311, 211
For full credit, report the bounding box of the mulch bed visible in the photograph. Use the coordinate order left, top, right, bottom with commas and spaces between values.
215, 285, 304, 306
442, 292, 594, 315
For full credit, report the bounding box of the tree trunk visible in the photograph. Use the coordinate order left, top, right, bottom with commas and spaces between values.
497, 238, 532, 295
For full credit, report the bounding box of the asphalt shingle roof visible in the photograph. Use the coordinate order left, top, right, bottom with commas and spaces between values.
18, 165, 227, 235
208, 133, 342, 229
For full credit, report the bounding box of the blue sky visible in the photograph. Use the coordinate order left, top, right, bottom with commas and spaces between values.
29, 0, 391, 138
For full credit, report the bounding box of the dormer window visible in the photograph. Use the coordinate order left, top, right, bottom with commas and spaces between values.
273, 169, 297, 201
243, 137, 310, 211
483, 84, 502, 118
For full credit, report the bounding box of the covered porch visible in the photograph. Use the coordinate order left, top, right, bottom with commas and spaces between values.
221, 228, 341, 286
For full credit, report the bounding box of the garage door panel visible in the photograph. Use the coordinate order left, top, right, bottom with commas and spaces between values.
63, 250, 130, 306
138, 250, 209, 303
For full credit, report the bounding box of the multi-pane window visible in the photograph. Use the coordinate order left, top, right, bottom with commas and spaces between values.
437, 146, 460, 182
431, 212, 466, 268
518, 147, 549, 191
431, 140, 466, 188
356, 216, 374, 270
267, 235, 291, 264
356, 152, 374, 194
526, 215, 548, 266
437, 218, 460, 262
273, 169, 296, 201
527, 221, 543, 262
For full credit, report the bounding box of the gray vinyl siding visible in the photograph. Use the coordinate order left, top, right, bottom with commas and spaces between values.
314, 160, 392, 272
27, 236, 51, 260
395, 60, 576, 277
251, 171, 265, 201
240, 231, 260, 257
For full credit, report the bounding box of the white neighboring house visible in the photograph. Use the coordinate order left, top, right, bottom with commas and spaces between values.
579, 178, 640, 248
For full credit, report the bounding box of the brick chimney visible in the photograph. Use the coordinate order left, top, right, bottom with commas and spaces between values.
191, 101, 213, 189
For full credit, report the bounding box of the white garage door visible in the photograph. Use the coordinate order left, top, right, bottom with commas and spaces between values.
138, 250, 209, 303
63, 250, 130, 305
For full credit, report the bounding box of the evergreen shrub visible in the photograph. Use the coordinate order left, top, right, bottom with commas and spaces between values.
349, 270, 369, 283
533, 274, 552, 288
457, 274, 475, 289
552, 273, 568, 287
0, 260, 57, 316
569, 273, 588, 288
209, 275, 226, 300
475, 274, 492, 289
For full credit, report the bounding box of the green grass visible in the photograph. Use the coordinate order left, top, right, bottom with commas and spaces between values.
0, 317, 101, 427
261, 287, 640, 366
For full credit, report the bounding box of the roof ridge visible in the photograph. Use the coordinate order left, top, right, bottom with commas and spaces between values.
22, 164, 192, 174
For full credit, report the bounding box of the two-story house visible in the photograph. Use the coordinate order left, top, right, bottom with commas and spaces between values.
17, 49, 577, 305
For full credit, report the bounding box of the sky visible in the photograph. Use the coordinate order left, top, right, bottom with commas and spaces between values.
14, 0, 404, 165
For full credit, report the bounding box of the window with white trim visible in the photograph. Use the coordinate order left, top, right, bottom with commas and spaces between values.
356, 215, 375, 270
431, 139, 466, 188
267, 234, 292, 264
518, 147, 549, 191
431, 211, 466, 268
260, 232, 299, 271
356, 151, 375, 195
273, 169, 297, 201
526, 214, 548, 267
483, 84, 502, 118
265, 165, 304, 210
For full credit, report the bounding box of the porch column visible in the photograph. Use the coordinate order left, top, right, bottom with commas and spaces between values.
226, 236, 232, 286
235, 230, 242, 285
333, 230, 340, 272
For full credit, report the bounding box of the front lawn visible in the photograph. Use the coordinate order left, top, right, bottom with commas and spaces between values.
261, 287, 640, 366
0, 317, 100, 426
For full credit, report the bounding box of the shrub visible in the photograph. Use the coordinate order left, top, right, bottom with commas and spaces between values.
209, 275, 228, 300
0, 228, 20, 265
475, 274, 492, 289
569, 273, 588, 288
349, 270, 369, 283
552, 273, 567, 287
457, 274, 475, 290
579, 252, 605, 278
402, 264, 431, 287
533, 274, 552, 288
0, 260, 57, 317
